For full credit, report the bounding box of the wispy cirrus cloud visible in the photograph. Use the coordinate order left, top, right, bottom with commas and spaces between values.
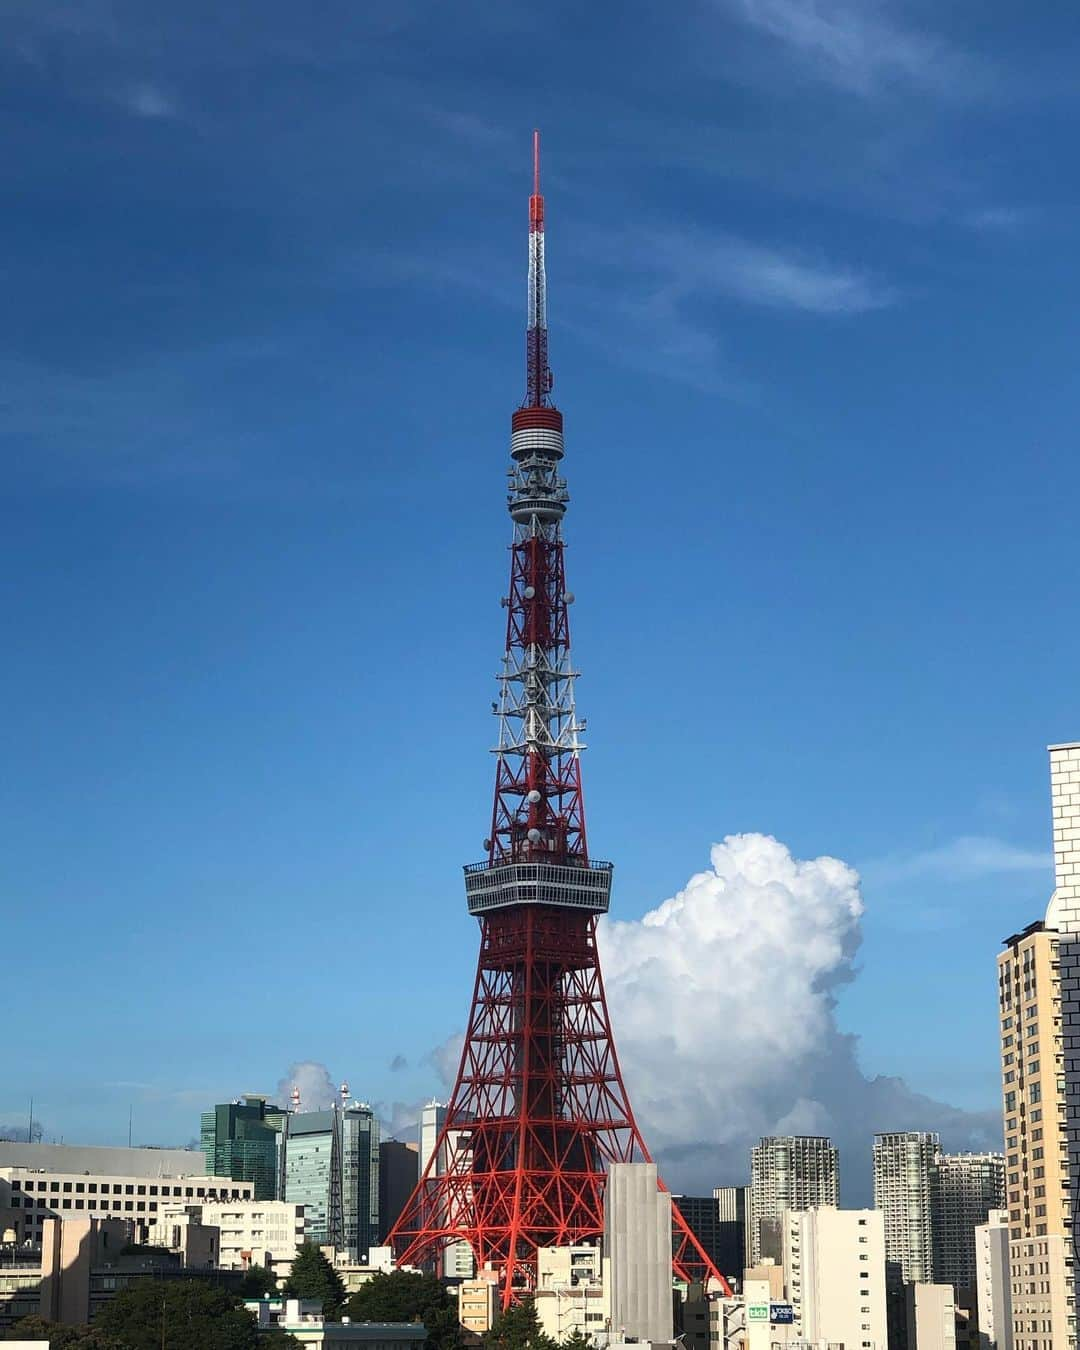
862, 834, 1050, 884
595, 224, 898, 317
721, 0, 986, 98
121, 82, 178, 120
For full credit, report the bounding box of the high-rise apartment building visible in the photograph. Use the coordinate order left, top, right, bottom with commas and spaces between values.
873, 1131, 939, 1285
997, 751, 1077, 1350
931, 1152, 1006, 1289
714, 1185, 750, 1278
282, 1102, 379, 1259
749, 1137, 839, 1265
782, 1206, 887, 1350
201, 1096, 287, 1201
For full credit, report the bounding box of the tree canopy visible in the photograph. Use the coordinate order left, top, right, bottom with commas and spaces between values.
282, 1242, 346, 1319
484, 1298, 557, 1350
6, 1317, 118, 1347
93, 1277, 300, 1349
344, 1269, 460, 1350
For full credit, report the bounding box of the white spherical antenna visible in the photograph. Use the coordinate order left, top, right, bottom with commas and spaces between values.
527, 827, 543, 844
523, 586, 536, 600
527, 789, 542, 804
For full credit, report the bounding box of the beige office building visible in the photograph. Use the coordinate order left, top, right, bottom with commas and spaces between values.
995, 743, 1079, 1350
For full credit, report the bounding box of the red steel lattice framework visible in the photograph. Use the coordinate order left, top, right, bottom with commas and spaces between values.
387, 131, 730, 1307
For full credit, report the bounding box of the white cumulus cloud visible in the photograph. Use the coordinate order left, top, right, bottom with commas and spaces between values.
598, 833, 999, 1201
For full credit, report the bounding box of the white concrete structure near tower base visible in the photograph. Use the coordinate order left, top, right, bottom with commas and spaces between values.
782, 1206, 887, 1350
603, 1162, 673, 1344
975, 1210, 1012, 1350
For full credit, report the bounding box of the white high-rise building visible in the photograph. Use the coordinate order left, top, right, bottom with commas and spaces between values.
782, 1206, 887, 1350
417, 1100, 473, 1279
749, 1137, 839, 1265
873, 1131, 939, 1284
975, 1209, 1012, 1350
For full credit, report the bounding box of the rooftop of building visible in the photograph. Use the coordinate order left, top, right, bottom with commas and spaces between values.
0, 1142, 208, 1178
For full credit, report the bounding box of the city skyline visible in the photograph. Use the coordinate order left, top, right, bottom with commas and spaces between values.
4, 0, 1079, 1206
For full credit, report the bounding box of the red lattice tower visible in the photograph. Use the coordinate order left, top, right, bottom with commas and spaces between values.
388, 131, 730, 1307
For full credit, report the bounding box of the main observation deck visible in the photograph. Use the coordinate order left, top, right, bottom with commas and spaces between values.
463, 859, 613, 915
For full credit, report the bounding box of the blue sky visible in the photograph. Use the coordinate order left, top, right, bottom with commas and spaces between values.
1, 0, 1075, 1184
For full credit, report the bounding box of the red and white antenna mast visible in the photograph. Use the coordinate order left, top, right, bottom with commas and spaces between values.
388, 132, 728, 1307
526, 129, 552, 407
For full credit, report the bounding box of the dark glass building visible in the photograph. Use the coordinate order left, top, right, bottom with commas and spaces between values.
200, 1095, 287, 1201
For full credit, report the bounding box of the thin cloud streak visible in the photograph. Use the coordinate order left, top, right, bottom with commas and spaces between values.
863, 835, 1051, 884
722, 0, 988, 98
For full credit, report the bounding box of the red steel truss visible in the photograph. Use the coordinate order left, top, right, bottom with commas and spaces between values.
387, 132, 730, 1307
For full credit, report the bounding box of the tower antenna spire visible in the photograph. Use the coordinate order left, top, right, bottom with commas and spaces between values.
526, 129, 550, 407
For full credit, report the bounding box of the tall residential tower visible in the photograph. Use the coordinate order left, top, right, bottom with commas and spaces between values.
748, 1136, 839, 1264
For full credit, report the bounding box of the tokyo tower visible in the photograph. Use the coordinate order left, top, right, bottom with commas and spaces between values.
388, 132, 727, 1307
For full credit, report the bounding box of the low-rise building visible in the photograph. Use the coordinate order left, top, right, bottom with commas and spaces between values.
247, 1298, 429, 1349
151, 1199, 304, 1281
458, 1269, 499, 1337
534, 1244, 609, 1342
0, 1143, 254, 1247
0, 1217, 245, 1331
907, 1282, 958, 1350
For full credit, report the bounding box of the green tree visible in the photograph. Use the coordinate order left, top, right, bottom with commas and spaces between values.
559, 1331, 594, 1350
237, 1263, 279, 1298
282, 1242, 346, 1319
6, 1317, 119, 1347
94, 1277, 296, 1349
485, 1299, 557, 1350
344, 1270, 460, 1350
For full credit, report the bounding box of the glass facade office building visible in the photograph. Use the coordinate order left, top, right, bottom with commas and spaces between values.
283, 1104, 379, 1258
200, 1095, 287, 1202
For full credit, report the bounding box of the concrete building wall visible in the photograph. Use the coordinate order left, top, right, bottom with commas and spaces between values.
603, 1162, 673, 1344
0, 1165, 253, 1247
975, 1210, 1012, 1350
39, 1217, 129, 1325
783, 1206, 887, 1350
907, 1283, 958, 1350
